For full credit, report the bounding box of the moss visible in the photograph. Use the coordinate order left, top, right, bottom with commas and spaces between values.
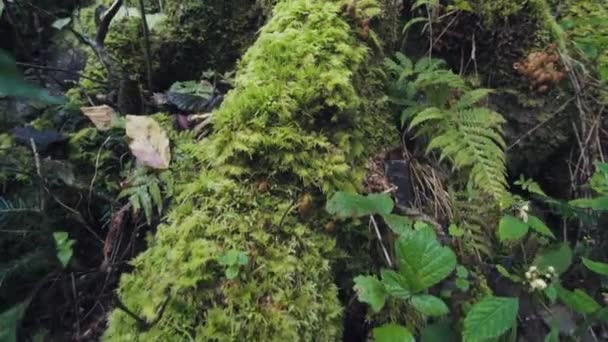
103, 0, 396, 340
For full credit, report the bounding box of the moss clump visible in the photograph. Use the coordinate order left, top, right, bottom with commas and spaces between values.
103, 0, 395, 340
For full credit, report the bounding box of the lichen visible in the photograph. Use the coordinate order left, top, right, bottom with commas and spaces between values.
103, 0, 396, 340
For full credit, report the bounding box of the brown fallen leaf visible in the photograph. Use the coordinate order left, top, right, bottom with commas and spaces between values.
81, 105, 119, 131
125, 115, 171, 169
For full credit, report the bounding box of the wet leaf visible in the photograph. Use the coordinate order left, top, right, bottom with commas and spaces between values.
125, 115, 171, 169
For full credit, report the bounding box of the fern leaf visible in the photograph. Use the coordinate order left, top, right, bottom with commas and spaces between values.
456, 89, 493, 110
408, 107, 444, 129
148, 181, 163, 214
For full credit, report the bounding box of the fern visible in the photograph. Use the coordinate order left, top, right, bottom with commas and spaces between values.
118, 168, 174, 225
386, 53, 508, 200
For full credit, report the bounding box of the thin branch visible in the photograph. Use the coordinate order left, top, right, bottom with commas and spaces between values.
369, 215, 393, 268
15, 62, 108, 84
96, 0, 124, 46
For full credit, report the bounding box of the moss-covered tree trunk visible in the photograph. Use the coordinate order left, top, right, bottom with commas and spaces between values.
103, 1, 395, 340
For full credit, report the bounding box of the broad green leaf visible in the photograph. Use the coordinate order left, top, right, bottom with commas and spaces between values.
0, 302, 28, 342
498, 215, 529, 242
582, 257, 608, 276
326, 192, 393, 218
596, 307, 608, 321
382, 214, 412, 236
543, 320, 559, 342
0, 50, 64, 104
557, 287, 601, 315
396, 230, 457, 292
463, 296, 519, 342
527, 215, 556, 239
544, 284, 557, 303
354, 275, 387, 313
422, 321, 456, 342
373, 324, 414, 342
533, 243, 572, 274
380, 270, 411, 299
53, 231, 74, 268
411, 294, 449, 316
51, 17, 71, 30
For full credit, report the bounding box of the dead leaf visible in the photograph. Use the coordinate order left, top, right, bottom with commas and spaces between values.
125, 115, 171, 169
81, 105, 118, 131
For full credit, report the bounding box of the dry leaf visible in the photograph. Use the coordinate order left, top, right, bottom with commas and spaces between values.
81, 105, 118, 131
125, 115, 171, 169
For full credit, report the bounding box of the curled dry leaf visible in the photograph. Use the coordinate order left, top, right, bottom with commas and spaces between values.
81, 105, 119, 131
125, 115, 171, 169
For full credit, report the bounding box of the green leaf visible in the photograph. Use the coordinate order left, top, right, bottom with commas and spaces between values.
557, 287, 601, 315
408, 107, 444, 129
411, 294, 449, 316
463, 296, 519, 342
380, 270, 411, 299
543, 320, 559, 342
53, 231, 74, 268
51, 17, 71, 30
569, 196, 608, 210
396, 230, 457, 292
527, 215, 556, 239
225, 266, 239, 280
498, 215, 529, 242
448, 224, 465, 237
373, 324, 415, 342
456, 88, 493, 110
382, 214, 412, 235
421, 321, 456, 342
456, 265, 469, 278
600, 65, 608, 82
326, 192, 393, 218
354, 275, 387, 313
148, 181, 163, 214
544, 284, 557, 303
0, 50, 64, 104
457, 279, 471, 293
218, 250, 248, 266
582, 257, 608, 276
533, 243, 572, 274
0, 302, 28, 342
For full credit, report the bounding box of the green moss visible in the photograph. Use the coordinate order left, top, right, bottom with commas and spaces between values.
103, 0, 396, 340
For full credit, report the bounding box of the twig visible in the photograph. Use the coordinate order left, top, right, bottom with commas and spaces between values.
29, 138, 45, 211
96, 0, 124, 46
369, 215, 393, 268
15, 62, 108, 84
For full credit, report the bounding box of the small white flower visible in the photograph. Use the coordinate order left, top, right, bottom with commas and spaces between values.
529, 266, 537, 272
519, 202, 530, 223
547, 266, 555, 274
530, 278, 548, 290
525, 271, 532, 280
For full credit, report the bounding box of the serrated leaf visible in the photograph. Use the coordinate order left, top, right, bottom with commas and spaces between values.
354, 275, 387, 313
582, 257, 608, 276
51, 17, 71, 30
0, 302, 29, 342
380, 270, 411, 299
557, 287, 601, 315
527, 215, 555, 239
411, 294, 449, 316
326, 192, 393, 218
382, 214, 412, 235
373, 324, 414, 342
463, 296, 519, 342
396, 230, 457, 292
498, 215, 529, 242
125, 115, 171, 169
533, 243, 572, 274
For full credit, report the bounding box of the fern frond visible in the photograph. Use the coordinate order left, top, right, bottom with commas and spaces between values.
456, 89, 493, 110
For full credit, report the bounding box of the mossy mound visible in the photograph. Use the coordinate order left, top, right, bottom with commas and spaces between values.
103, 0, 396, 340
